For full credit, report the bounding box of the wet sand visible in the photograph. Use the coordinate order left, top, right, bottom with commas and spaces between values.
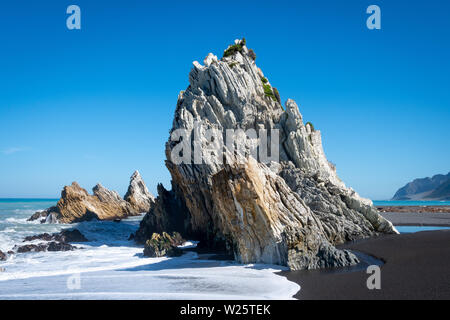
377, 206, 450, 213
381, 212, 450, 226
282, 230, 450, 300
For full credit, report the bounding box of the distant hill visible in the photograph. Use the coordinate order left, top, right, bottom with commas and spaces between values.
392, 172, 450, 200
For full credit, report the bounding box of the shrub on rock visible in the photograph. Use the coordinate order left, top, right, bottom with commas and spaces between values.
143, 232, 184, 258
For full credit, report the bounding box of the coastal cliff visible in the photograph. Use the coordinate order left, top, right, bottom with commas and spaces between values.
29, 171, 154, 223
134, 39, 397, 270
392, 172, 450, 201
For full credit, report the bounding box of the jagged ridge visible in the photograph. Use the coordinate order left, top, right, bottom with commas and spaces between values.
29, 171, 155, 223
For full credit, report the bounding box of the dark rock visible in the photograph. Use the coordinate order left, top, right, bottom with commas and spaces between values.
28, 206, 58, 222
47, 242, 76, 252
15, 243, 48, 253
57, 229, 88, 242
128, 233, 135, 241
14, 241, 76, 253
170, 232, 185, 246
143, 232, 184, 258
23, 229, 88, 243
0, 250, 6, 261
134, 183, 190, 243
24, 233, 54, 242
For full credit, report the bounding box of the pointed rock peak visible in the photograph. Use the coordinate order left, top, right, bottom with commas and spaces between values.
203, 53, 218, 67
130, 170, 142, 180
61, 181, 89, 199
93, 183, 104, 189
125, 171, 155, 213
71, 182, 81, 188
92, 182, 113, 194
222, 38, 255, 61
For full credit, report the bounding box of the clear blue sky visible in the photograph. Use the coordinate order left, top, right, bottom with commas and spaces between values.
0, 0, 449, 200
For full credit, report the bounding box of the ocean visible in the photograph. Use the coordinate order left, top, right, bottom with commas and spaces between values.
0, 199, 299, 299
373, 200, 450, 206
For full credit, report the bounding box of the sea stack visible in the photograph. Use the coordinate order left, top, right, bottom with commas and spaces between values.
134, 39, 397, 270
29, 171, 154, 223
125, 171, 156, 213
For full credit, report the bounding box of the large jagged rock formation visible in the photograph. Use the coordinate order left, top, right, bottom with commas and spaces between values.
135, 39, 397, 270
29, 171, 154, 223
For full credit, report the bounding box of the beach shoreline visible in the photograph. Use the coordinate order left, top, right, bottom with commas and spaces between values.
380, 211, 450, 227
377, 205, 450, 213
282, 230, 450, 300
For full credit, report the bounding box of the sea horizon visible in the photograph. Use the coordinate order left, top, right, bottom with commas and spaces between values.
1, 198, 450, 206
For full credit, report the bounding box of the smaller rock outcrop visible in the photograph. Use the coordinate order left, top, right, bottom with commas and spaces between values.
9, 229, 88, 255
125, 171, 155, 213
23, 229, 88, 243
28, 171, 155, 224
14, 242, 76, 253
143, 232, 185, 258
0, 250, 6, 261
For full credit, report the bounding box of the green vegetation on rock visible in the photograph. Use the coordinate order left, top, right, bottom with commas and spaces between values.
223, 43, 243, 57
143, 232, 185, 258
263, 83, 276, 101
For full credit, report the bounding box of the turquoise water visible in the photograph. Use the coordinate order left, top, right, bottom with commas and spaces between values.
0, 199, 299, 300
0, 199, 59, 252
396, 226, 450, 233
373, 200, 450, 206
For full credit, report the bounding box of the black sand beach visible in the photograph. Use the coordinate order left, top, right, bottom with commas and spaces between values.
282, 230, 450, 300
380, 212, 450, 226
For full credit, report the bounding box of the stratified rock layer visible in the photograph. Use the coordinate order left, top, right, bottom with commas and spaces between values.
29, 171, 154, 224
136, 39, 397, 270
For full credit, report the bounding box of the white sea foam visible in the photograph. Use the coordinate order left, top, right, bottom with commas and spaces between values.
0, 201, 300, 300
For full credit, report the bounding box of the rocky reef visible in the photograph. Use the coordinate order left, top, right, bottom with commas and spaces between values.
5, 229, 89, 257
29, 171, 154, 224
23, 229, 88, 243
134, 39, 397, 270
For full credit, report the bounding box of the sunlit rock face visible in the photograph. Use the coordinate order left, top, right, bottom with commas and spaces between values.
125, 170, 155, 214
136, 39, 397, 270
29, 171, 155, 224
